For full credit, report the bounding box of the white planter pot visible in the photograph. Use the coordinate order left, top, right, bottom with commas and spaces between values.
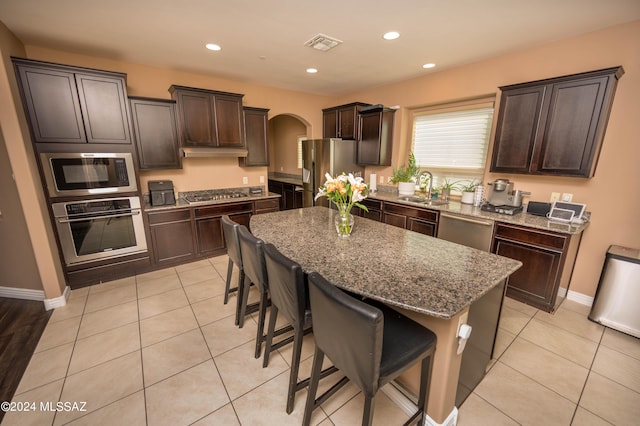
461, 191, 475, 204
398, 182, 415, 196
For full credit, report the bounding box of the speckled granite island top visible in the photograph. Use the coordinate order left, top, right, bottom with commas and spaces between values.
251, 207, 522, 319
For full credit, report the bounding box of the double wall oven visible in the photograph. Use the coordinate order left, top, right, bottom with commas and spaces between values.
41, 152, 147, 266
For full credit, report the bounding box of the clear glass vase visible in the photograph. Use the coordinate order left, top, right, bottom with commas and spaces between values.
334, 205, 355, 238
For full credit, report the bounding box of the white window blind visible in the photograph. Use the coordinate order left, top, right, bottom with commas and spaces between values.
411, 101, 494, 189
297, 136, 306, 169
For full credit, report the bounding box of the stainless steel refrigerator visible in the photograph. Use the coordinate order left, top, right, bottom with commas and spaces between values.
302, 138, 364, 208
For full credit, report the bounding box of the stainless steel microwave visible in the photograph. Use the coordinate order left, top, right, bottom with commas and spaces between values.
40, 152, 137, 197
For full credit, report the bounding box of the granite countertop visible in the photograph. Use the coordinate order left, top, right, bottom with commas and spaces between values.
369, 191, 589, 235
251, 207, 522, 319
143, 192, 281, 212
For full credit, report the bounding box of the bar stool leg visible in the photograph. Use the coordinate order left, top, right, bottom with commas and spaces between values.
223, 258, 234, 304
285, 329, 304, 413
237, 275, 252, 328
254, 285, 269, 358
262, 305, 279, 367
302, 348, 325, 426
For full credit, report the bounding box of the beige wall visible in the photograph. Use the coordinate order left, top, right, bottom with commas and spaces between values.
269, 114, 308, 175
0, 22, 66, 297
341, 20, 640, 298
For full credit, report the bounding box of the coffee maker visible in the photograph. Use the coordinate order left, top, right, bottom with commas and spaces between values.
482, 179, 530, 215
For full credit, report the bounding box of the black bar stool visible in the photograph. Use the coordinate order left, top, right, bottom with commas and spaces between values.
263, 243, 337, 414
303, 272, 437, 426
221, 215, 243, 317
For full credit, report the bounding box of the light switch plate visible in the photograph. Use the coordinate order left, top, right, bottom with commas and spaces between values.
550, 192, 560, 203
242, 176, 248, 184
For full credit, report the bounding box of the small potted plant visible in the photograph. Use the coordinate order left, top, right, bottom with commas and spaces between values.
389, 152, 419, 195
438, 178, 461, 201
459, 179, 480, 204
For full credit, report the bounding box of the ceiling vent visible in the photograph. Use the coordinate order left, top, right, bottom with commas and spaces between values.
304, 33, 343, 52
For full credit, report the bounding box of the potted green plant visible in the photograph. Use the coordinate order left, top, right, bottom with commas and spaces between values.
438, 178, 461, 201
459, 179, 480, 204
389, 152, 419, 195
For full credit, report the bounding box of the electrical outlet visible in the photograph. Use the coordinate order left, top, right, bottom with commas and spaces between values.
562, 193, 573, 202
379, 175, 384, 184
259, 176, 264, 184
550, 192, 560, 203
457, 311, 469, 336
242, 176, 248, 185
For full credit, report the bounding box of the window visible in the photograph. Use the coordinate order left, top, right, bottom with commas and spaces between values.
297, 135, 306, 169
410, 98, 494, 192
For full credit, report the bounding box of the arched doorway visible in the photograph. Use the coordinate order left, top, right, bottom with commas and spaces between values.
268, 114, 309, 176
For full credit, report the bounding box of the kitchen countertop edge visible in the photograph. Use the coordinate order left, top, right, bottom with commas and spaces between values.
143, 192, 281, 212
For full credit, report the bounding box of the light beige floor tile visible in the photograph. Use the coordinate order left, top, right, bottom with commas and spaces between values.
178, 264, 219, 286
183, 276, 226, 303
502, 297, 538, 317
77, 300, 138, 339
3, 379, 64, 426
136, 266, 177, 284
591, 345, 640, 393
214, 340, 289, 400
65, 390, 146, 426
142, 329, 211, 386
209, 254, 229, 267
201, 315, 257, 356
34, 315, 81, 353
474, 362, 575, 426
89, 276, 136, 294
534, 306, 604, 343
498, 305, 533, 335
191, 293, 237, 326
175, 259, 214, 273
600, 327, 640, 360
15, 343, 73, 394
500, 337, 589, 402
520, 318, 599, 368
233, 369, 327, 426
192, 403, 240, 425
49, 295, 86, 323
579, 371, 640, 425
145, 360, 228, 425
67, 287, 89, 302
54, 351, 143, 425
68, 322, 140, 375
317, 418, 335, 426
571, 407, 613, 426
328, 390, 408, 426
457, 393, 519, 426
139, 305, 199, 347
560, 299, 592, 316
276, 331, 316, 369
493, 327, 517, 360
137, 272, 182, 299
84, 284, 137, 314
138, 287, 188, 319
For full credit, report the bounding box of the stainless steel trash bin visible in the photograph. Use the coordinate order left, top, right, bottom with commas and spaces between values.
589, 245, 640, 338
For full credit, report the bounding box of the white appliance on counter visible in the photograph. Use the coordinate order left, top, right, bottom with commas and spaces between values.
301, 139, 363, 208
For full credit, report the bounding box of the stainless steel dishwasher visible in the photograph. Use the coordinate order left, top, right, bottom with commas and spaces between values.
437, 212, 494, 251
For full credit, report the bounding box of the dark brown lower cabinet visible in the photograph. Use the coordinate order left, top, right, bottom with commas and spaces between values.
382, 202, 439, 237
492, 223, 581, 312
268, 179, 302, 210
355, 198, 383, 222
147, 209, 195, 265
253, 199, 280, 215
194, 202, 253, 256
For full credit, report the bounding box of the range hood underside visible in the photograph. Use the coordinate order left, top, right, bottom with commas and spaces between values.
182, 147, 248, 158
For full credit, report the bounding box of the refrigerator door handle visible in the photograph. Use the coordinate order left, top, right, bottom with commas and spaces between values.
303, 168, 311, 183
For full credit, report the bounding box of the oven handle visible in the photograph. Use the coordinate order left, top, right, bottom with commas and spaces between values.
57, 210, 141, 223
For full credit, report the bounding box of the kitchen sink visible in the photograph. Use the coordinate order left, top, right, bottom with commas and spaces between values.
397, 196, 449, 207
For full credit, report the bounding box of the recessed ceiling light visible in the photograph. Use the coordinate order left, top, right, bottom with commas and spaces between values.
306, 68, 318, 74
205, 43, 221, 51
383, 31, 400, 40
422, 63, 436, 69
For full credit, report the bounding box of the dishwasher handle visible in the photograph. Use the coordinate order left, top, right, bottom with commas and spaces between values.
440, 212, 493, 227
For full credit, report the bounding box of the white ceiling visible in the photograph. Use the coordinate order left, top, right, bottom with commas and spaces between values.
1, 0, 639, 96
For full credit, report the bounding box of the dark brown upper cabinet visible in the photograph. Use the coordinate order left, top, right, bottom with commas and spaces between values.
129, 97, 181, 170
491, 66, 624, 177
357, 106, 395, 166
169, 85, 245, 148
239, 107, 269, 167
13, 57, 132, 144
322, 102, 370, 140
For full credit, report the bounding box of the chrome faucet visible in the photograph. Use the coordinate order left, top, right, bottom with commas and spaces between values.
417, 171, 433, 199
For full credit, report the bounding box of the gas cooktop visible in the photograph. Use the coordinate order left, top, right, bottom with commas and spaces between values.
480, 203, 523, 215
183, 190, 249, 205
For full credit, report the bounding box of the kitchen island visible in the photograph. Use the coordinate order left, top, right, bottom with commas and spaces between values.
251, 206, 522, 424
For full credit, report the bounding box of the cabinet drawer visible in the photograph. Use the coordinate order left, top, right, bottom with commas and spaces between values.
361, 198, 383, 211
254, 199, 279, 211
494, 223, 567, 251
195, 202, 253, 218
147, 209, 191, 225
383, 202, 438, 222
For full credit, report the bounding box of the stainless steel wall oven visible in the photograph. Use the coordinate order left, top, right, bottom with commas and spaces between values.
52, 196, 147, 265
40, 152, 137, 197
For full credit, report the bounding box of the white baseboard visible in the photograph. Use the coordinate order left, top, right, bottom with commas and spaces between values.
0, 285, 44, 301
567, 290, 594, 307
44, 286, 70, 310
381, 383, 458, 426
0, 285, 69, 311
